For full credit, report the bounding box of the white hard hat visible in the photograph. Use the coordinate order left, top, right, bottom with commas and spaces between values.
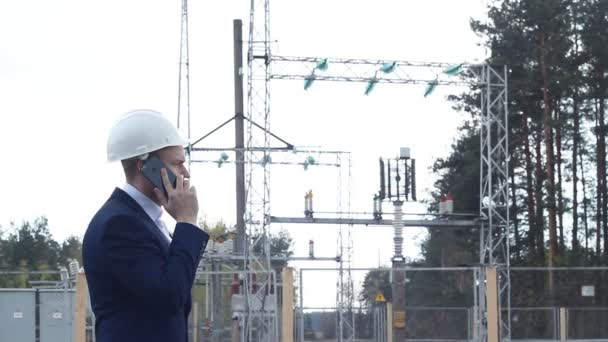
107, 109, 188, 162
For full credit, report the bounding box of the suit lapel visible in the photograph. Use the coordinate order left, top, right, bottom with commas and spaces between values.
111, 188, 170, 254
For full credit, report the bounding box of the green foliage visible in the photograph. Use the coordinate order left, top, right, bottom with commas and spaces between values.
418, 0, 608, 322
359, 267, 390, 306
6, 217, 60, 270
268, 229, 294, 257
59, 236, 83, 266
421, 121, 480, 266
199, 219, 230, 241
426, 0, 608, 267
0, 216, 66, 288
251, 228, 294, 270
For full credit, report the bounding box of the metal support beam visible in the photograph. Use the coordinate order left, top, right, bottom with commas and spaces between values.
269, 216, 479, 228
202, 254, 340, 262
271, 56, 483, 86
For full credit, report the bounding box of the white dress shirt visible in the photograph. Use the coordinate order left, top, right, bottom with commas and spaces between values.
120, 183, 172, 243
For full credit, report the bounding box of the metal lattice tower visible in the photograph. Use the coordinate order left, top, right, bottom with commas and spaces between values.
176, 0, 191, 142
244, 0, 278, 340
177, 1, 509, 339
250, 55, 510, 341
336, 153, 355, 342
477, 65, 510, 342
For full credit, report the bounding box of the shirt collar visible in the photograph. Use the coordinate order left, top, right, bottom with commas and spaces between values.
120, 183, 163, 222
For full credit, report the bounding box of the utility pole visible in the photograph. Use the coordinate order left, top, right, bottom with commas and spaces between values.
233, 18, 245, 342
234, 19, 246, 256
392, 200, 406, 341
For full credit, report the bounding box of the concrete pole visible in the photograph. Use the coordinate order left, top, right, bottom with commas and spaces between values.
211, 262, 222, 342
386, 302, 393, 342
233, 18, 246, 256
72, 272, 88, 342
282, 267, 294, 342
192, 302, 198, 342
559, 307, 567, 341
486, 266, 499, 342
392, 200, 406, 341
232, 315, 240, 342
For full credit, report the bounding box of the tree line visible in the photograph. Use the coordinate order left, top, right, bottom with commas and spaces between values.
360, 0, 608, 299
356, 1, 608, 337
0, 216, 82, 287
431, 0, 608, 267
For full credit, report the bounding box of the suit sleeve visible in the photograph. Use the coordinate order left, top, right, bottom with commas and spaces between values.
102, 215, 209, 314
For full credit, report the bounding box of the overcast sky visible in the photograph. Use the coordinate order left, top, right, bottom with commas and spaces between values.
0, 0, 488, 307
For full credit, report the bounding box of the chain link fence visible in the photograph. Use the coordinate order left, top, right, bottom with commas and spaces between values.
4, 267, 608, 341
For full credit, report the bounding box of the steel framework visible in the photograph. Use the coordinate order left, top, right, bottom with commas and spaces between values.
177, 0, 191, 141
178, 0, 509, 340
243, 0, 277, 340
335, 153, 355, 342
476, 65, 510, 342
261, 56, 509, 342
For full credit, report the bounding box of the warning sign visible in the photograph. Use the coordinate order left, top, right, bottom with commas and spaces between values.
375, 292, 386, 302
394, 311, 406, 328
581, 285, 595, 297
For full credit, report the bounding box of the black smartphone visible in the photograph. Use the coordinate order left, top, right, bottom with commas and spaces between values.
141, 156, 177, 197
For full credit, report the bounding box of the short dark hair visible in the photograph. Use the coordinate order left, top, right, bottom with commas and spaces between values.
121, 157, 140, 181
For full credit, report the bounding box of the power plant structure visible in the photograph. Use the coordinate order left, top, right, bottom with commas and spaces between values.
176, 0, 508, 341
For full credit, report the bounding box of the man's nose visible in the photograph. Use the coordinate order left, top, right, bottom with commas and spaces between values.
182, 166, 190, 179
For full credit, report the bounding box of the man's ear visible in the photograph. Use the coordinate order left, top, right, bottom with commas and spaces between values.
137, 159, 146, 172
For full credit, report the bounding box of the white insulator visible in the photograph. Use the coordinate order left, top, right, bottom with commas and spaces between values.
439, 201, 446, 214
445, 200, 454, 214
309, 240, 314, 257
68, 260, 80, 277
393, 202, 404, 258
59, 267, 69, 282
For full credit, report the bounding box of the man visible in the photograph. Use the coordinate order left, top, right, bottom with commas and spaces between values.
83, 109, 209, 342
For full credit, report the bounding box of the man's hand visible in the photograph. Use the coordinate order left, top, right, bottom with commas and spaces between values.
153, 168, 199, 226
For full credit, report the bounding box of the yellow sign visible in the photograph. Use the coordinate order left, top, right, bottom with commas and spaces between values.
394, 311, 406, 328
374, 292, 386, 302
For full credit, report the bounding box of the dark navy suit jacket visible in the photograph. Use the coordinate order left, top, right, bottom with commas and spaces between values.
83, 188, 208, 342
